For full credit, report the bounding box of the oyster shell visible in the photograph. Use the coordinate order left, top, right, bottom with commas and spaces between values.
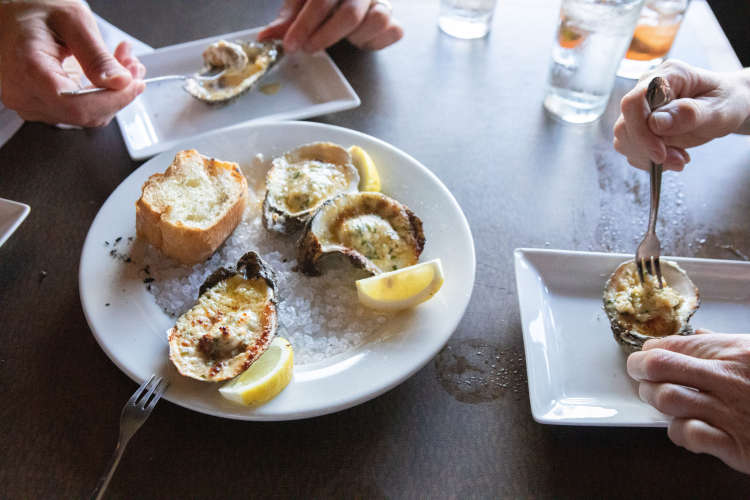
603, 260, 700, 354
297, 191, 425, 276
263, 142, 360, 234
168, 252, 279, 381
184, 39, 283, 104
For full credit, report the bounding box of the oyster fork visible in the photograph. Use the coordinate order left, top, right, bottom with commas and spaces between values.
60, 67, 227, 96
635, 76, 672, 287
91, 375, 169, 500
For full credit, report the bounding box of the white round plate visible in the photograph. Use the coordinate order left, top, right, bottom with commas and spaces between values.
79, 121, 475, 420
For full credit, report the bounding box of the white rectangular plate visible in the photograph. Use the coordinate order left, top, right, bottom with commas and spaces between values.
115, 28, 360, 160
0, 197, 30, 247
514, 248, 750, 427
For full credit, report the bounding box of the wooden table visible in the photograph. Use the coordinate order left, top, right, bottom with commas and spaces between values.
2, 0, 749, 497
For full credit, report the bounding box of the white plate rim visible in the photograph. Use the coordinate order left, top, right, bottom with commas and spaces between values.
115, 27, 361, 161
80, 120, 476, 420
514, 247, 750, 427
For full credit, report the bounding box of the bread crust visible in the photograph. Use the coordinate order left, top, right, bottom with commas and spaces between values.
136, 149, 248, 265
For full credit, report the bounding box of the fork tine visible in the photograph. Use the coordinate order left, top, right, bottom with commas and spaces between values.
145, 379, 169, 412
127, 375, 155, 406
136, 376, 163, 409
654, 258, 664, 288
636, 258, 645, 284
143, 378, 166, 409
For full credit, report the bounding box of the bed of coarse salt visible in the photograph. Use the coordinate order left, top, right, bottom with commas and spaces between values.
142, 188, 393, 366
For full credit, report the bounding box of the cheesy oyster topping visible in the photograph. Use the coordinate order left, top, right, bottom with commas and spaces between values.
336, 214, 414, 272
169, 274, 273, 381
606, 265, 683, 326
275, 161, 351, 214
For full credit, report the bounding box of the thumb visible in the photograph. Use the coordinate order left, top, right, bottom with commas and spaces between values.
257, 0, 305, 41
49, 5, 131, 89
648, 98, 709, 136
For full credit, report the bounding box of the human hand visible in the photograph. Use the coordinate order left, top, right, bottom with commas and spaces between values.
627, 330, 750, 474
613, 60, 750, 171
258, 0, 403, 53
0, 0, 146, 127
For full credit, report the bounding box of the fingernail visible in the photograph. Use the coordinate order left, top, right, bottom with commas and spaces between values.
642, 339, 658, 350
101, 68, 130, 80
285, 38, 299, 52
625, 352, 645, 380
651, 111, 673, 131
637, 385, 647, 402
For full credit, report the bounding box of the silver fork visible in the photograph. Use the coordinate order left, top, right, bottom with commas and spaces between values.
635, 76, 672, 287
91, 375, 169, 500
60, 68, 226, 96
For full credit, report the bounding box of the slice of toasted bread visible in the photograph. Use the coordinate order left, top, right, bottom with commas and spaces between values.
136, 149, 247, 265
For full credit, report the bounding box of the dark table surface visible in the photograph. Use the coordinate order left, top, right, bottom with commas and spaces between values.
2, 0, 750, 497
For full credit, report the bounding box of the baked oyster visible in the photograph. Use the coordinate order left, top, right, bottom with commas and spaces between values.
603, 260, 700, 354
263, 142, 360, 233
168, 252, 279, 381
184, 39, 283, 103
297, 191, 425, 276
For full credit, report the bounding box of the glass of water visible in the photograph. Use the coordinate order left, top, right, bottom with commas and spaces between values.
438, 0, 499, 39
543, 0, 645, 124
617, 0, 689, 79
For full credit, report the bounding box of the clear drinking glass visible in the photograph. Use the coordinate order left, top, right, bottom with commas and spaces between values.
617, 0, 689, 79
543, 0, 645, 124
438, 0, 499, 39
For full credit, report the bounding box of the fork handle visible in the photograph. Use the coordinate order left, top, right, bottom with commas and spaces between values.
59, 75, 187, 96
647, 162, 662, 233
645, 77, 671, 233
91, 439, 129, 500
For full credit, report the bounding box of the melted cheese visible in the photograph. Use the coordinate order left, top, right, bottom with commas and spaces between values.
275, 160, 350, 214
169, 275, 273, 380
336, 214, 415, 271
606, 265, 683, 336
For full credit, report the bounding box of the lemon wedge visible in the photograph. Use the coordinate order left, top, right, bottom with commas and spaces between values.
218, 337, 294, 406
356, 259, 444, 311
349, 145, 381, 192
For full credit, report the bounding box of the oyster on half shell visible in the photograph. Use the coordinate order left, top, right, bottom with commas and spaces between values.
297, 191, 425, 276
263, 142, 360, 234
168, 252, 278, 382
603, 260, 700, 354
184, 39, 283, 104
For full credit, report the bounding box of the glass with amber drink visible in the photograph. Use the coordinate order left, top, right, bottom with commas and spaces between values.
543, 0, 644, 124
617, 0, 689, 79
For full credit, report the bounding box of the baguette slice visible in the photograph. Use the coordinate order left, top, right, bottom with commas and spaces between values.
136, 149, 248, 265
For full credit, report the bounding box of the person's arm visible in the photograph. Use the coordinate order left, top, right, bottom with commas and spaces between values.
627, 331, 750, 475
257, 0, 403, 53
0, 0, 145, 127
613, 60, 750, 171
